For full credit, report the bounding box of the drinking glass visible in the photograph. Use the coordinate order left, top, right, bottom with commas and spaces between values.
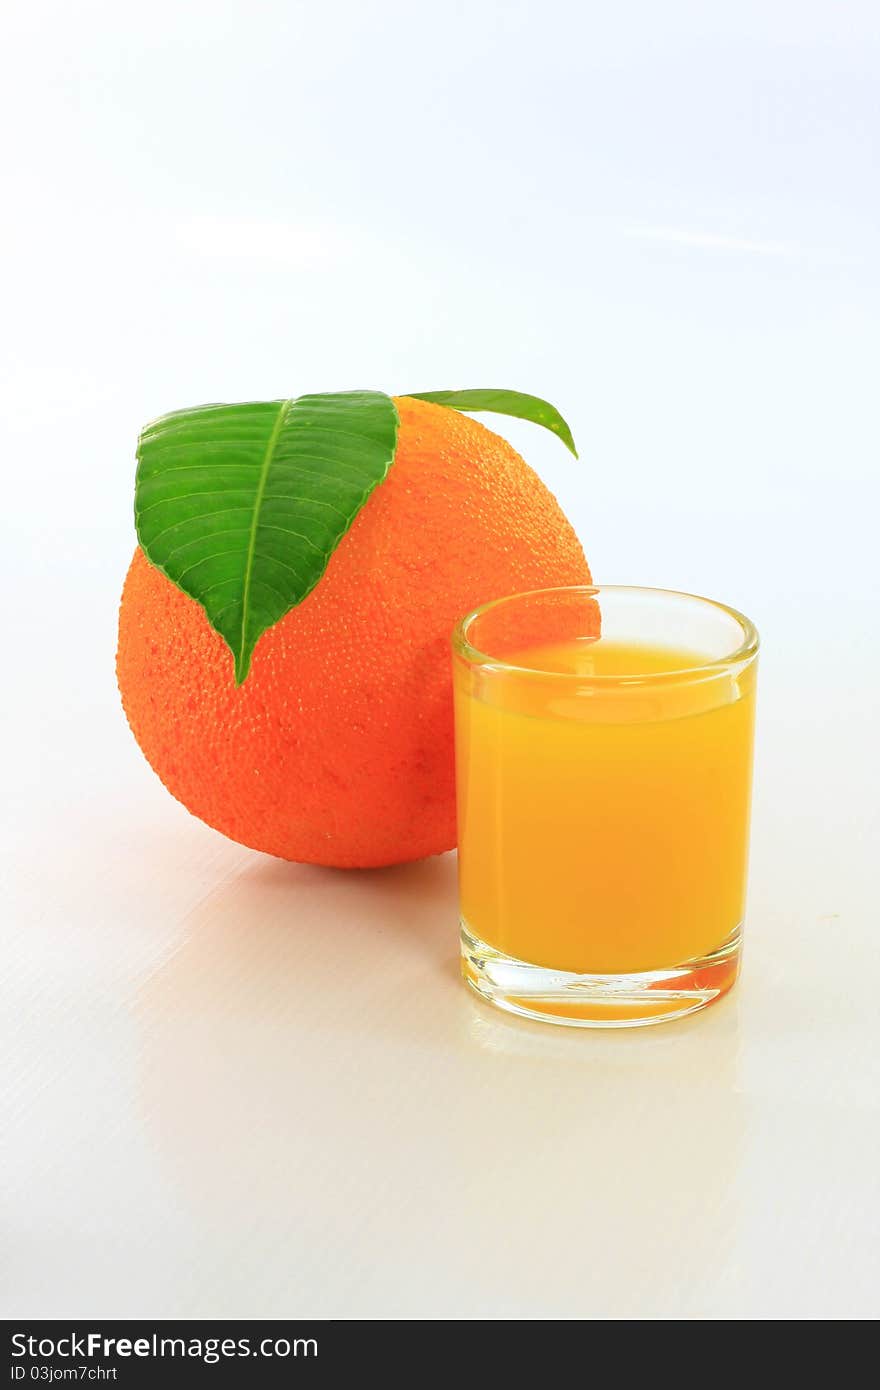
452, 585, 759, 1027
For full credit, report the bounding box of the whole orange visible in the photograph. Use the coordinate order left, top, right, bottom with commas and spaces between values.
117, 396, 590, 867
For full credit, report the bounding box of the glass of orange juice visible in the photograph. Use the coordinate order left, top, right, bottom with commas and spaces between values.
452, 586, 759, 1028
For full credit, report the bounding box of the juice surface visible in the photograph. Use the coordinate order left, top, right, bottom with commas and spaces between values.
454, 638, 756, 974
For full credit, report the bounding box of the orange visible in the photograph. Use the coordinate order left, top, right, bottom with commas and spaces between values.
117, 397, 590, 867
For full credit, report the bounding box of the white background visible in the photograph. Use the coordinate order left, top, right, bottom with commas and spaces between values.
3, 1, 878, 1318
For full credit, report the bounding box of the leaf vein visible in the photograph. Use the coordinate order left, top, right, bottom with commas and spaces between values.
238, 399, 295, 681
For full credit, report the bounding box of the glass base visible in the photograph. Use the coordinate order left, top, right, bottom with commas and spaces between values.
460, 921, 742, 1029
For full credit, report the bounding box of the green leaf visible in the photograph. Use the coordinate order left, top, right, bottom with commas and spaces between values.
135, 391, 400, 684
405, 388, 578, 457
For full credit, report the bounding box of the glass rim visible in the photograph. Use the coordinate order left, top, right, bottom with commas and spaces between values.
452, 584, 760, 682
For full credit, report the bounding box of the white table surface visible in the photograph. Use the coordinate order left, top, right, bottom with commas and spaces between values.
3, 0, 879, 1321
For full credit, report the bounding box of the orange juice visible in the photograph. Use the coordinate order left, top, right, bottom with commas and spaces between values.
454, 637, 757, 976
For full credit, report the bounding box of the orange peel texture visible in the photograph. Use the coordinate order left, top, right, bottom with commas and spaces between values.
117, 397, 590, 867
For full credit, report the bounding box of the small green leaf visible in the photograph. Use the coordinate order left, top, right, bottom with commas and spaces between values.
135, 391, 399, 684
405, 388, 578, 457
